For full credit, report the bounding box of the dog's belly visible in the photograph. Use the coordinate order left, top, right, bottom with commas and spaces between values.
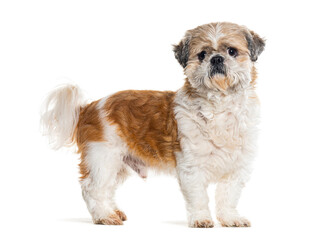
122, 155, 148, 178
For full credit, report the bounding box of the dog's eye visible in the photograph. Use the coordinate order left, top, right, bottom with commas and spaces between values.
228, 47, 238, 57
197, 51, 207, 61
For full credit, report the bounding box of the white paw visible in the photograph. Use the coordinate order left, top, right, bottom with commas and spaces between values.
217, 215, 251, 227
189, 219, 214, 228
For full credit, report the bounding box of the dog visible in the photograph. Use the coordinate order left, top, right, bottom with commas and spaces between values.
41, 22, 265, 228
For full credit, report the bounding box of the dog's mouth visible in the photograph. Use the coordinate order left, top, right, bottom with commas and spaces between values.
210, 65, 226, 77
208, 65, 231, 91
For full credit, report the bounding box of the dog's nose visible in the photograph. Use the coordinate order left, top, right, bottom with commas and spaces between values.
210, 55, 224, 65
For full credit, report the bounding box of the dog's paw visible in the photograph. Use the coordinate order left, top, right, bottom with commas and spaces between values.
190, 219, 214, 228
217, 216, 251, 227
115, 209, 127, 221
93, 213, 123, 225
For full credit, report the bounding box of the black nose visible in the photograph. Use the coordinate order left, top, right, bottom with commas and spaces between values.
210, 55, 224, 65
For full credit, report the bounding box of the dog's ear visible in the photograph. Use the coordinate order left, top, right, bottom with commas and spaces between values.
245, 30, 265, 62
173, 35, 191, 68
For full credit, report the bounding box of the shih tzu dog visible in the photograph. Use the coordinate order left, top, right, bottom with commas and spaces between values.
41, 22, 265, 228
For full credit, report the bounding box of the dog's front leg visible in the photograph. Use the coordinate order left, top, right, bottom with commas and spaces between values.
177, 167, 214, 228
215, 171, 251, 227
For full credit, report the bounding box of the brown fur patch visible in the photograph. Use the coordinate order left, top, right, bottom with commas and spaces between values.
103, 90, 180, 169
211, 76, 229, 92
75, 100, 104, 179
182, 79, 201, 99
250, 65, 258, 87
115, 209, 127, 221
248, 66, 260, 103
94, 213, 123, 225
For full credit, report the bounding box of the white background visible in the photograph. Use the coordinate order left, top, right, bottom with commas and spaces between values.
1, 0, 325, 239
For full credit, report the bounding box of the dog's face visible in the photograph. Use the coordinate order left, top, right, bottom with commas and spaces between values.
173, 22, 265, 92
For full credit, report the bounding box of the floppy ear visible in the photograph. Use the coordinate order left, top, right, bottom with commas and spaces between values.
173, 35, 191, 68
245, 30, 265, 62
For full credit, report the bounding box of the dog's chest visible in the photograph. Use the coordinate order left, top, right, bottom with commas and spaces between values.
199, 97, 249, 149
175, 91, 259, 177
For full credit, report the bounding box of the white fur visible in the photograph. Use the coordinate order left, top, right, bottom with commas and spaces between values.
207, 24, 224, 49
97, 95, 109, 110
174, 85, 259, 227
81, 141, 125, 220
40, 84, 85, 149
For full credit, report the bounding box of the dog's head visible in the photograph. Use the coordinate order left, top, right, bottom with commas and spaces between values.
173, 22, 265, 93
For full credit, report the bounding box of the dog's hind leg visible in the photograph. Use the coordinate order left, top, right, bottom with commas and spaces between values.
80, 141, 129, 225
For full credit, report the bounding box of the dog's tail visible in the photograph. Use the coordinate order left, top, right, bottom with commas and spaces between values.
40, 84, 86, 150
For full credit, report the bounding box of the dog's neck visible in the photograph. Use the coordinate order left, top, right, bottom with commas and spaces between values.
176, 78, 258, 124
181, 78, 252, 101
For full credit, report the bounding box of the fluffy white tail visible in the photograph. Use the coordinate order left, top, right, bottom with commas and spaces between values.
40, 84, 85, 150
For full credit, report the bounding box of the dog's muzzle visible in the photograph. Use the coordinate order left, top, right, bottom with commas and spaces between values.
210, 55, 225, 75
